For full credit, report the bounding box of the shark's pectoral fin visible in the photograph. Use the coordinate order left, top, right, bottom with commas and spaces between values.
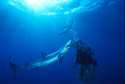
40, 51, 48, 59
58, 54, 64, 64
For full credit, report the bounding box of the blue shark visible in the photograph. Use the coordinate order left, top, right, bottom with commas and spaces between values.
23, 40, 72, 69
9, 40, 72, 79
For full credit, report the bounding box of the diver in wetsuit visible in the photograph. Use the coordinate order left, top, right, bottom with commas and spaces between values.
72, 40, 97, 81
9, 56, 17, 80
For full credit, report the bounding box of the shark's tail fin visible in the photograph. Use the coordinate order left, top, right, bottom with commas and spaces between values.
9, 56, 19, 80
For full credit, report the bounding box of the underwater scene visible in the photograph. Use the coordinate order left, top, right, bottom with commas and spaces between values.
0, 0, 124, 84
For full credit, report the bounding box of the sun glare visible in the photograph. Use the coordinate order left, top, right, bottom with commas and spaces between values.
24, 0, 45, 10
9, 0, 104, 15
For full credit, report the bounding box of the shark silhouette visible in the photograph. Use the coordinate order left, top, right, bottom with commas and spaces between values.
9, 40, 72, 79
26, 40, 72, 69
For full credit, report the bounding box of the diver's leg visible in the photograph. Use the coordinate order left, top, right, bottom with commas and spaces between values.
79, 64, 84, 80
83, 64, 96, 83
84, 65, 90, 81
79, 64, 90, 81
88, 64, 96, 81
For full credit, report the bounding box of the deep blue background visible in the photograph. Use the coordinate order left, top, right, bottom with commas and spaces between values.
0, 0, 124, 84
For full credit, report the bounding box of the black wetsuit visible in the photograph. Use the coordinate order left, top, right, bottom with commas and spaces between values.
75, 43, 97, 81
76, 46, 96, 65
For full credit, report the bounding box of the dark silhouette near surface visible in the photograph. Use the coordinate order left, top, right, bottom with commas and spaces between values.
9, 56, 17, 80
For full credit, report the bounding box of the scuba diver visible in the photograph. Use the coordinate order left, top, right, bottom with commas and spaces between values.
9, 56, 18, 80
71, 40, 97, 81
58, 15, 97, 81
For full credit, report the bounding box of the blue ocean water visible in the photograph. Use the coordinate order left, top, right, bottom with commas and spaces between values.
0, 0, 124, 84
